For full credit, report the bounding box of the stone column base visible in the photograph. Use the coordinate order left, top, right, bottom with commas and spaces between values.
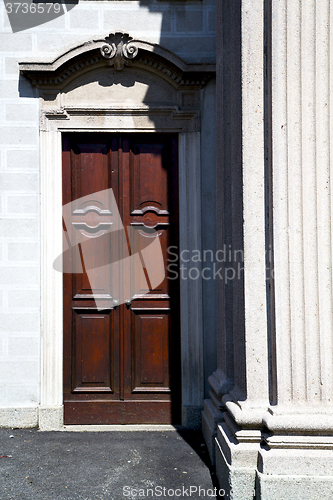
257, 471, 333, 499
257, 440, 333, 499
215, 417, 333, 499
38, 406, 63, 431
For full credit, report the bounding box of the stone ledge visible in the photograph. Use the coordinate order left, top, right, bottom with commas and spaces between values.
0, 407, 38, 428
257, 471, 333, 500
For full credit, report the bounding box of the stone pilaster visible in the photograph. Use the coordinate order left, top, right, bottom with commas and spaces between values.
270, 0, 333, 413
202, 1, 269, 494
204, 0, 333, 498
257, 0, 333, 496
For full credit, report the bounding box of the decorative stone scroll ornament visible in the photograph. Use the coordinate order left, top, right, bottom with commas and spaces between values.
100, 32, 139, 70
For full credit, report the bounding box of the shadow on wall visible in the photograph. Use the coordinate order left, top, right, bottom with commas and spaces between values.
212, 0, 246, 402
213, 0, 274, 405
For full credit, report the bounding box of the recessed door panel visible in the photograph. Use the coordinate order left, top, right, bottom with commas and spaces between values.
131, 143, 169, 214
73, 310, 113, 392
132, 310, 170, 391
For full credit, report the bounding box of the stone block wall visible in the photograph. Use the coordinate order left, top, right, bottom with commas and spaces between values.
0, 39, 40, 411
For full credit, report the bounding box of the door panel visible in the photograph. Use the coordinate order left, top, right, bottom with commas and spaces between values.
132, 310, 170, 391
70, 142, 114, 300
73, 310, 113, 393
130, 143, 169, 214
63, 134, 180, 424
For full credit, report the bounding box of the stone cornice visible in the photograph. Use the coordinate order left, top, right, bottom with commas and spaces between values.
19, 32, 215, 90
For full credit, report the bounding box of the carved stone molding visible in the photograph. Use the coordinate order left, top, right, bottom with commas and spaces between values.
100, 32, 139, 70
39, 107, 200, 133
19, 32, 215, 91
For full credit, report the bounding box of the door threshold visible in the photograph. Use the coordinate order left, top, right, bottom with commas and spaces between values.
59, 424, 186, 432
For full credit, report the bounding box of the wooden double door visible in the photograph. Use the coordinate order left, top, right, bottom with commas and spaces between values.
62, 133, 180, 424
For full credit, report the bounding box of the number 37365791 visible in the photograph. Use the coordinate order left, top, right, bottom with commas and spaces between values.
5, 2, 61, 14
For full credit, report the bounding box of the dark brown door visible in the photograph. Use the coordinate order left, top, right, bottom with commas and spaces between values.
62, 134, 180, 424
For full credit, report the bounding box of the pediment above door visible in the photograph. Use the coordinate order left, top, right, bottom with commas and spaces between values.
19, 32, 215, 92
19, 32, 215, 130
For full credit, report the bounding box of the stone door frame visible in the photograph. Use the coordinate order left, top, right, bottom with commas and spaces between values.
19, 35, 215, 429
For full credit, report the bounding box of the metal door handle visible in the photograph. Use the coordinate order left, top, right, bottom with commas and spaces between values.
125, 299, 132, 308
113, 299, 119, 307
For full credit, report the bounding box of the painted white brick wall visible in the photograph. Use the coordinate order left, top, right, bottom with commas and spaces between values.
0, 0, 215, 416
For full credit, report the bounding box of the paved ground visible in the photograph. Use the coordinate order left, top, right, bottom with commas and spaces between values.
0, 428, 223, 500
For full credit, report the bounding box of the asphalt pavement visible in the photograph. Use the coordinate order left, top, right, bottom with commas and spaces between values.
0, 428, 224, 500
